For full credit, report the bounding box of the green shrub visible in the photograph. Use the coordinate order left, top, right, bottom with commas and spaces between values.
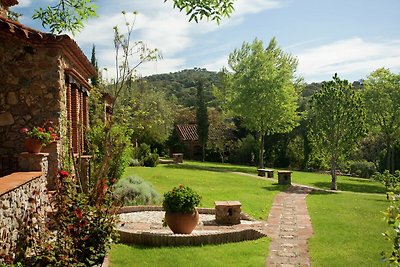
306, 151, 329, 171
129, 158, 141, 167
376, 171, 400, 264
143, 153, 159, 167
162, 185, 201, 214
87, 123, 132, 180
113, 175, 161, 206
349, 160, 377, 178
374, 170, 400, 195
231, 134, 257, 165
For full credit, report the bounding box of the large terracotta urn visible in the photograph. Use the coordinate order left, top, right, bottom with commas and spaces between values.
24, 138, 43, 153
165, 209, 199, 234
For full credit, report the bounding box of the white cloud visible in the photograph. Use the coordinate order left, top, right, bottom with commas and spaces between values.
201, 55, 229, 72
73, 0, 287, 78
233, 0, 285, 16
296, 37, 400, 81
17, 0, 32, 8
138, 57, 187, 76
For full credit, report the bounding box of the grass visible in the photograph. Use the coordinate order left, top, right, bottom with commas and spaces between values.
109, 161, 390, 266
110, 238, 270, 267
124, 163, 287, 220
307, 191, 390, 266
179, 160, 386, 194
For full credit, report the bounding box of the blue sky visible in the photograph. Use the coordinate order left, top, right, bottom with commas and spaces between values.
14, 0, 400, 82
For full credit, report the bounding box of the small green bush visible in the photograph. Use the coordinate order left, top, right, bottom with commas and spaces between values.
231, 134, 257, 165
162, 185, 201, 214
143, 153, 159, 167
349, 160, 377, 178
113, 175, 161, 206
375, 170, 400, 264
373, 170, 400, 194
131, 143, 159, 167
87, 123, 132, 180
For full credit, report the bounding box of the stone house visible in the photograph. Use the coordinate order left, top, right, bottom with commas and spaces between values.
0, 0, 97, 261
0, 0, 96, 186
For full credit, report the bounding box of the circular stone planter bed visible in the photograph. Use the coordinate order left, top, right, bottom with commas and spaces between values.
117, 206, 267, 246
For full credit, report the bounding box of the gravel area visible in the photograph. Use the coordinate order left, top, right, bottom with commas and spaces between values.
119, 211, 256, 228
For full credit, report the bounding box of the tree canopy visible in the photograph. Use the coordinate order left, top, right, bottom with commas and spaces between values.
196, 80, 209, 161
363, 68, 400, 173
308, 74, 365, 190
144, 68, 219, 108
220, 37, 301, 168
31, 0, 235, 34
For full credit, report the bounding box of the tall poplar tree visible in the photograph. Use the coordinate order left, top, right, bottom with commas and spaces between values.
196, 80, 209, 162
308, 74, 365, 190
90, 44, 99, 86
222, 37, 300, 168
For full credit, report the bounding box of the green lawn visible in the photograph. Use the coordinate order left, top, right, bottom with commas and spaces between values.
110, 238, 270, 267
109, 161, 391, 267
307, 191, 390, 266
181, 160, 386, 194
124, 163, 288, 220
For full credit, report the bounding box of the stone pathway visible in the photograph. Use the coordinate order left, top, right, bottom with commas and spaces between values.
265, 186, 314, 267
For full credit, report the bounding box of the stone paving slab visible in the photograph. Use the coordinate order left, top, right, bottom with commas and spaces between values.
265, 185, 313, 267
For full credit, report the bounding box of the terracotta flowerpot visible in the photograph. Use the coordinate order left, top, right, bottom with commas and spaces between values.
165, 209, 199, 234
24, 138, 43, 153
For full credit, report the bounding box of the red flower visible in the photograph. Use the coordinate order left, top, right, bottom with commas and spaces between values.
51, 133, 58, 140
20, 128, 28, 134
79, 219, 89, 228
37, 127, 45, 132
48, 127, 54, 132
58, 170, 70, 178
74, 208, 83, 219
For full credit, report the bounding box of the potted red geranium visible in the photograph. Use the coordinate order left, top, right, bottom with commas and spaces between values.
21, 121, 58, 153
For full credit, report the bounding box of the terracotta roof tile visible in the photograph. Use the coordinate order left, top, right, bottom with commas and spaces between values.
176, 124, 198, 141
0, 16, 96, 80
176, 124, 234, 142
1, 0, 18, 7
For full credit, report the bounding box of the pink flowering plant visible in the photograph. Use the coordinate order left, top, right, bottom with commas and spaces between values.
21, 121, 58, 145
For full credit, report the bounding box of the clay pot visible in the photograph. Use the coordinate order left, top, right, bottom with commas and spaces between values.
165, 209, 199, 234
24, 138, 43, 153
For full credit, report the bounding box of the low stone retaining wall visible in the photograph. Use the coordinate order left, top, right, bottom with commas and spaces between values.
0, 172, 47, 261
119, 228, 266, 247
117, 206, 266, 247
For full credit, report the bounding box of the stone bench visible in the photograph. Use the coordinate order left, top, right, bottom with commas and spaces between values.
257, 168, 274, 178
215, 201, 241, 225
278, 170, 292, 185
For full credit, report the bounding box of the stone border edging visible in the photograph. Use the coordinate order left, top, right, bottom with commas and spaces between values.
117, 206, 266, 247
118, 228, 266, 247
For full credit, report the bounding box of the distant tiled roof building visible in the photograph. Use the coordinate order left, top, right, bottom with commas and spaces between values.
174, 123, 235, 159
176, 124, 198, 141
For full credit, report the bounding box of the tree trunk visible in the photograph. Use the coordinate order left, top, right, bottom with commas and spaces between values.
259, 132, 265, 169
386, 137, 394, 174
220, 151, 225, 163
202, 144, 205, 162
330, 158, 337, 190
391, 146, 395, 174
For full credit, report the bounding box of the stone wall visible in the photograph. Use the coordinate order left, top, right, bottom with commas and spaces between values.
0, 34, 64, 156
0, 172, 48, 262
